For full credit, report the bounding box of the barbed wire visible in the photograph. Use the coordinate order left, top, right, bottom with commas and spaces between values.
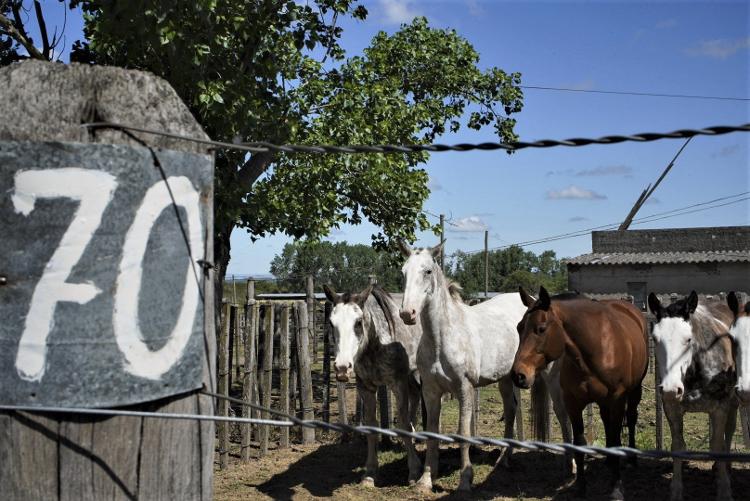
81, 122, 750, 155
4, 400, 749, 462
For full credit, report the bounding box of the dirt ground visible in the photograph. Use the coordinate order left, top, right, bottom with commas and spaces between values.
214, 438, 750, 500
214, 378, 750, 500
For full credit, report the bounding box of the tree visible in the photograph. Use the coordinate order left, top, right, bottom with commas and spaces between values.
2, 2, 524, 306
0, 0, 68, 64
449, 246, 568, 297
270, 240, 402, 292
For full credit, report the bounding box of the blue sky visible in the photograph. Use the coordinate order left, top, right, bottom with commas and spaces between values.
31, 1, 749, 276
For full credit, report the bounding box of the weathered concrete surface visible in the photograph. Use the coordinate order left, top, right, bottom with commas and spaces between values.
0, 61, 215, 501
592, 226, 750, 253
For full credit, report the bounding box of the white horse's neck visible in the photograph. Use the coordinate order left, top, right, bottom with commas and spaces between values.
422, 270, 460, 341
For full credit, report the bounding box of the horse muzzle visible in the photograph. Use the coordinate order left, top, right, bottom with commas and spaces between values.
399, 308, 417, 325
660, 384, 684, 403
735, 386, 750, 405
511, 369, 533, 389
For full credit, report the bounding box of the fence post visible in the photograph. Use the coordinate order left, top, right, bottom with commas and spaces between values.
259, 304, 275, 456
234, 304, 242, 383
306, 275, 317, 363
323, 301, 332, 423
227, 304, 236, 391
296, 301, 316, 444
514, 386, 525, 440
218, 300, 231, 470
338, 381, 350, 443
241, 280, 256, 461
279, 305, 291, 449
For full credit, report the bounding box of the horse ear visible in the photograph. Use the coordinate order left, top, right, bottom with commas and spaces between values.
323, 284, 340, 304
356, 284, 373, 307
397, 239, 412, 258
648, 293, 662, 316
518, 286, 535, 308
685, 290, 699, 315
538, 286, 551, 311
430, 241, 445, 260
728, 291, 740, 317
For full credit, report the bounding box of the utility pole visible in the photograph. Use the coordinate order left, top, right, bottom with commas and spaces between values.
484, 230, 490, 299
439, 213, 445, 271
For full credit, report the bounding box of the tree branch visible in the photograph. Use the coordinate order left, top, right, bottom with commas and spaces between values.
0, 11, 45, 60
32, 0, 49, 59
237, 151, 274, 188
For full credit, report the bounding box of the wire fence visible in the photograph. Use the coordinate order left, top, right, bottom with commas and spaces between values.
3, 394, 750, 463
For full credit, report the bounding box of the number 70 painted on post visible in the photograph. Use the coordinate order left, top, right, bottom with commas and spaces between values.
11, 168, 204, 383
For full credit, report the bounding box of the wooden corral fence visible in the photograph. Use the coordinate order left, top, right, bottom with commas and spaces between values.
216, 284, 750, 465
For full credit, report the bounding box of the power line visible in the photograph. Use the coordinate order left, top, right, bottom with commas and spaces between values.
520, 85, 750, 102
462, 191, 750, 254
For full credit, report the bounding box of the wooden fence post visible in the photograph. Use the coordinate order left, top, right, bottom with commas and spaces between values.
234, 304, 242, 383
279, 304, 291, 449
241, 281, 256, 461
306, 275, 316, 363
218, 301, 231, 470
296, 301, 316, 444
514, 386, 525, 440
227, 305, 236, 391
323, 301, 332, 423
338, 382, 350, 442
259, 304, 275, 456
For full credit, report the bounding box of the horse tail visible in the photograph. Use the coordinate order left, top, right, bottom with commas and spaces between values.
530, 376, 550, 442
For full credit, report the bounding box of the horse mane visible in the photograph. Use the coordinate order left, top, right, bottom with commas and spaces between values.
447, 280, 464, 303
370, 285, 397, 338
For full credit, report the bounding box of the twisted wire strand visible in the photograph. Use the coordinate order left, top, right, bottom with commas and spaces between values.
3, 401, 749, 461
81, 122, 750, 155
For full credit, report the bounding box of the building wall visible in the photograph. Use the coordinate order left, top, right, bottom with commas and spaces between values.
592, 226, 749, 253
568, 262, 750, 297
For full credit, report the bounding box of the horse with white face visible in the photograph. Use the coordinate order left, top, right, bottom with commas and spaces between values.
324, 283, 423, 486
649, 291, 738, 501
398, 241, 526, 493
728, 291, 750, 405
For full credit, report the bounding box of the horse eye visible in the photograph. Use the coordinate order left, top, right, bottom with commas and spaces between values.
537, 324, 547, 334
425, 269, 432, 275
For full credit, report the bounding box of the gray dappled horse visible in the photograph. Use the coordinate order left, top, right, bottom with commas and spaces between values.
398, 241, 526, 492
649, 291, 739, 501
323, 283, 423, 486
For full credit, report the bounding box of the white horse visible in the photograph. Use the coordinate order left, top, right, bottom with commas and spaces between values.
728, 291, 750, 404
398, 241, 525, 492
323, 283, 423, 486
649, 291, 738, 501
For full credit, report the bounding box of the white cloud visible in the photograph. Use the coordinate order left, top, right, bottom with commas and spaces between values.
448, 215, 489, 232
379, 0, 421, 25
686, 37, 750, 60
655, 18, 677, 29
546, 185, 607, 200
576, 165, 633, 177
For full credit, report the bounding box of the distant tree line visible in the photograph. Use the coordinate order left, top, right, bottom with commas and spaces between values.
255, 241, 567, 297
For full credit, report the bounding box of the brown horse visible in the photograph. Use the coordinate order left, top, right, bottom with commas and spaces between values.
511, 286, 648, 500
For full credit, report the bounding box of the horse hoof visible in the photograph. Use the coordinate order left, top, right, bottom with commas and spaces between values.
360, 476, 375, 488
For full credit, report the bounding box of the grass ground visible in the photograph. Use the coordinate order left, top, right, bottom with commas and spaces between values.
214, 361, 750, 500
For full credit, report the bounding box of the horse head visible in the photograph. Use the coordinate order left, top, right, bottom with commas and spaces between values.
511, 286, 566, 389
649, 291, 699, 403
323, 283, 373, 383
728, 291, 750, 404
398, 240, 444, 325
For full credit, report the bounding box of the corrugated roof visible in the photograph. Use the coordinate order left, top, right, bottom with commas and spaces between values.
566, 250, 750, 266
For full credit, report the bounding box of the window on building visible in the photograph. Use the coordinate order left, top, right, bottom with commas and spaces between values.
628, 282, 647, 311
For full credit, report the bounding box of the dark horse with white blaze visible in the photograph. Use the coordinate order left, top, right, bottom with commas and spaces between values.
649, 291, 738, 501
511, 286, 648, 500
323, 283, 423, 486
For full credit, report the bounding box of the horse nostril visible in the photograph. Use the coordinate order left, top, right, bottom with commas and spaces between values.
348, 362, 352, 369
676, 387, 684, 397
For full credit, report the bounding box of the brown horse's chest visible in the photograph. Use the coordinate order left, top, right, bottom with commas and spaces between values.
560, 356, 610, 402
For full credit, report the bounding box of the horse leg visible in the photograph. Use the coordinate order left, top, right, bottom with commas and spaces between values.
724, 401, 738, 474
416, 385, 441, 493
457, 380, 475, 491
497, 375, 517, 468
663, 401, 685, 501
626, 385, 642, 467
361, 388, 378, 487
567, 402, 587, 497
548, 373, 575, 476
710, 407, 734, 501
396, 380, 422, 484
603, 400, 626, 501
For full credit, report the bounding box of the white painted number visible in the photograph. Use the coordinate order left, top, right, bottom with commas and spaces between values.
113, 176, 203, 379
12, 168, 118, 382
12, 170, 203, 383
